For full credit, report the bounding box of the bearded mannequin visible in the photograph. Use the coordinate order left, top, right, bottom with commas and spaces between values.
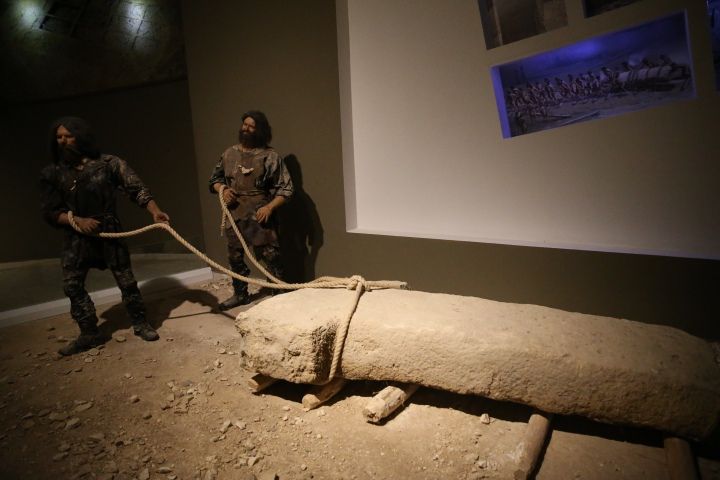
40, 116, 170, 355
208, 110, 294, 309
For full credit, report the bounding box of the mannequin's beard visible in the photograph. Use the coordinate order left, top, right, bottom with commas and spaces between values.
240, 131, 261, 148
60, 145, 83, 166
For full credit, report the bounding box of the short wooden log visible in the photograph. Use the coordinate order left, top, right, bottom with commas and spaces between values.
663, 436, 699, 480
248, 373, 277, 393
302, 377, 348, 410
362, 383, 419, 423
513, 410, 553, 480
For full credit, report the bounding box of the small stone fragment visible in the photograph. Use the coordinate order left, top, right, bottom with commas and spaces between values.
74, 402, 93, 413
103, 461, 119, 473
53, 452, 68, 461
65, 417, 81, 430
115, 335, 127, 343
220, 420, 232, 434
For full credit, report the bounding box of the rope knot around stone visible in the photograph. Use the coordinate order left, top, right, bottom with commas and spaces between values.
346, 275, 367, 291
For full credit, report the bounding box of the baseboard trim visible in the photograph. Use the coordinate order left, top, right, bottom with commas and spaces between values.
0, 267, 213, 328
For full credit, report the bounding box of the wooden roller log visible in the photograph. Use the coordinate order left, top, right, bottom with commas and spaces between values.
302, 377, 348, 410
362, 383, 419, 423
248, 373, 277, 393
663, 436, 699, 480
514, 411, 553, 480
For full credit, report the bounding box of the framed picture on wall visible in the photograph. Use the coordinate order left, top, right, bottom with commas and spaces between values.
708, 0, 720, 90
478, 0, 567, 49
583, 0, 644, 18
490, 11, 694, 138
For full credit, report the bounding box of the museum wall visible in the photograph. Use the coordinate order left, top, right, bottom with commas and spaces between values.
338, 1, 718, 259
181, 0, 718, 339
0, 80, 204, 262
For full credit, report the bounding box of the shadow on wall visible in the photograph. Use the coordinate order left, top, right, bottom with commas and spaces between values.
278, 154, 324, 283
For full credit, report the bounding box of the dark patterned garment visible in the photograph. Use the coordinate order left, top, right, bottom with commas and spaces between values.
209, 145, 293, 294
40, 154, 153, 325
209, 145, 293, 246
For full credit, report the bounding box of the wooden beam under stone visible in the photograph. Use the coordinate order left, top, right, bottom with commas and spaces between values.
664, 436, 699, 480
363, 383, 419, 423
247, 373, 277, 393
302, 377, 348, 410
513, 410, 553, 480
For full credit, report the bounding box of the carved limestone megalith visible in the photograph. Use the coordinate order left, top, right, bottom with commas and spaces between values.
236, 288, 720, 439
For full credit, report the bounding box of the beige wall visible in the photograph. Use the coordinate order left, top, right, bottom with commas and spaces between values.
338, 1, 718, 259
182, 0, 718, 339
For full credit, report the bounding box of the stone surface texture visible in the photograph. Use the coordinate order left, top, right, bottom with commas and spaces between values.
236, 288, 720, 439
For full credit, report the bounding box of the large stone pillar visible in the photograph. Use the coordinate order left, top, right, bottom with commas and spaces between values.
237, 288, 720, 439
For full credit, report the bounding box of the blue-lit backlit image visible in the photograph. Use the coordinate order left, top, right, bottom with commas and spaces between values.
490, 11, 694, 138
709, 0, 720, 90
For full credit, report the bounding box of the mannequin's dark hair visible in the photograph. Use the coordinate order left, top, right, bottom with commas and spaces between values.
49, 116, 100, 163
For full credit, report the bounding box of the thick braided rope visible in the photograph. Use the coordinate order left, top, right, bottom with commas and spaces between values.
67, 210, 404, 292
67, 204, 406, 382
217, 186, 284, 286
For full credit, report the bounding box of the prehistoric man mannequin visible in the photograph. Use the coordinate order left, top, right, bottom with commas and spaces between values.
40, 116, 170, 355
209, 110, 294, 310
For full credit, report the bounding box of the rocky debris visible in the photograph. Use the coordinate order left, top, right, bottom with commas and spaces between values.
220, 420, 232, 434
74, 400, 93, 412
63, 417, 80, 429
53, 451, 69, 461
2, 291, 710, 480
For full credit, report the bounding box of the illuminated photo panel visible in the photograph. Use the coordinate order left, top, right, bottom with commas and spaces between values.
491, 11, 694, 138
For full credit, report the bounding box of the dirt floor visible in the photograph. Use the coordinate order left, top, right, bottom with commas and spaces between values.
1, 278, 719, 480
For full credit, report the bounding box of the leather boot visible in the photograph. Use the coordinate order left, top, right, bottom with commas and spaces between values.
58, 321, 103, 356
132, 321, 159, 341
218, 291, 251, 310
